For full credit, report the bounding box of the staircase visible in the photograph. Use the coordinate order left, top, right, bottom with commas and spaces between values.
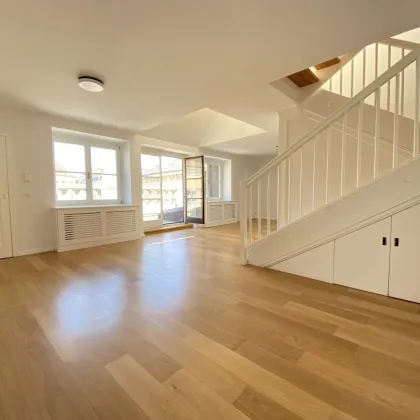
240, 38, 420, 273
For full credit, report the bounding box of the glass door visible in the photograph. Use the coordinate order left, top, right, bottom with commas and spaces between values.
141, 154, 185, 228
161, 156, 184, 224
184, 156, 205, 224
141, 155, 162, 226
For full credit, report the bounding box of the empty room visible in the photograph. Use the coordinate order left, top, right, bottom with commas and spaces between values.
1, 1, 420, 419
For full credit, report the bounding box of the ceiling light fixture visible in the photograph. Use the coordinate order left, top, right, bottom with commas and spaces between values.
78, 76, 104, 92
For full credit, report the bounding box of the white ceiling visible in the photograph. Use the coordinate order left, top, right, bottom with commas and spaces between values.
142, 108, 266, 146
1, 0, 420, 155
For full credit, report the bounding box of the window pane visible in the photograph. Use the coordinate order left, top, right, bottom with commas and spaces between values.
54, 143, 85, 172
141, 154, 161, 200
56, 173, 86, 201
92, 174, 118, 200
209, 181, 220, 198
91, 147, 117, 174
186, 199, 203, 218
142, 199, 162, 221
161, 156, 184, 224
186, 178, 202, 198
208, 164, 220, 182
186, 159, 203, 178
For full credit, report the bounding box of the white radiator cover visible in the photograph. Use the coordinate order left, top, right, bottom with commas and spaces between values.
56, 205, 141, 252
205, 200, 237, 227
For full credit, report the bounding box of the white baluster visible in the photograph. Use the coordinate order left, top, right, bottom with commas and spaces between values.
326, 128, 331, 204
401, 49, 406, 117
267, 172, 270, 235
374, 88, 381, 178
340, 68, 343, 96
239, 180, 247, 265
375, 43, 379, 79
362, 47, 366, 89
357, 102, 363, 187
299, 147, 303, 217
312, 138, 316, 211
287, 157, 291, 224
415, 57, 420, 157
257, 180, 261, 239
248, 184, 252, 244
393, 72, 400, 169
276, 164, 281, 229
387, 45, 391, 111
341, 113, 347, 196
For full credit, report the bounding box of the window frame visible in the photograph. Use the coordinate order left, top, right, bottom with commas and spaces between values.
205, 162, 222, 200
53, 138, 122, 206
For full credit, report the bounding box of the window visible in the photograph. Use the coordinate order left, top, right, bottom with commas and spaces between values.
205, 163, 221, 199
54, 141, 120, 204
141, 154, 162, 221
141, 154, 184, 224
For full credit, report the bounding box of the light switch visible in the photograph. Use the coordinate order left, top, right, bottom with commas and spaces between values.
24, 172, 31, 182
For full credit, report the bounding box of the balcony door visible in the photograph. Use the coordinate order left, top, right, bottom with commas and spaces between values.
184, 156, 205, 224
162, 156, 184, 224
141, 154, 184, 228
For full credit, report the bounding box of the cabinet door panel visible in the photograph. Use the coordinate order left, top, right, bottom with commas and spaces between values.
272, 242, 334, 283
334, 218, 391, 295
389, 204, 420, 303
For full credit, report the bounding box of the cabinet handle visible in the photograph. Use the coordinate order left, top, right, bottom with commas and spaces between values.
394, 238, 400, 247
382, 237, 387, 246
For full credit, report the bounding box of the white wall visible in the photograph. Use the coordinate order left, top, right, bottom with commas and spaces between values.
0, 105, 268, 256
199, 148, 272, 216
0, 102, 139, 256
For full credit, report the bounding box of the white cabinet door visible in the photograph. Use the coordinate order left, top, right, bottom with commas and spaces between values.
0, 136, 12, 258
271, 241, 334, 283
334, 218, 391, 295
389, 204, 420, 303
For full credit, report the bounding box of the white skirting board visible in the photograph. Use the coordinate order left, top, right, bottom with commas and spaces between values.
14, 247, 56, 257
270, 241, 334, 283
202, 219, 238, 228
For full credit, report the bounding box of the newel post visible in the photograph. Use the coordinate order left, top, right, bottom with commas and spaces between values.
239, 179, 248, 265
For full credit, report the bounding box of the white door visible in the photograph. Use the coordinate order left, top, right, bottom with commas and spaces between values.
389, 204, 420, 303
334, 218, 391, 295
0, 136, 12, 258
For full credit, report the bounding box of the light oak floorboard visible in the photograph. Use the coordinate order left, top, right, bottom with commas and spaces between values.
0, 224, 419, 419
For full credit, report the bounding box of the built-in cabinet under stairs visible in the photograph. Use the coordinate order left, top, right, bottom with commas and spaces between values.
240, 38, 420, 304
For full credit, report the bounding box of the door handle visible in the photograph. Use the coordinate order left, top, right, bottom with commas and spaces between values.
394, 238, 400, 247
382, 237, 387, 246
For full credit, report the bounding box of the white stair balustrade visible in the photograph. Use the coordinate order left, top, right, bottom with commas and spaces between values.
240, 45, 420, 263
322, 38, 420, 119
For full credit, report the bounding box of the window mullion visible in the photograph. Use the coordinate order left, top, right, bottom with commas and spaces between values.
116, 146, 121, 202
160, 156, 163, 222
86, 146, 93, 202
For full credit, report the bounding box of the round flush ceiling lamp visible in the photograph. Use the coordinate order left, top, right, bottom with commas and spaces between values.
78, 76, 104, 92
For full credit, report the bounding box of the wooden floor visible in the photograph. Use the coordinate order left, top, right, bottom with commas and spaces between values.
1, 224, 420, 420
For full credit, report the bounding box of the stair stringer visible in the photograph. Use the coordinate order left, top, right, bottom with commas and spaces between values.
247, 155, 420, 267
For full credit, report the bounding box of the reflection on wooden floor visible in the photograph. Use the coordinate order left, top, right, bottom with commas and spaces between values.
1, 223, 420, 419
